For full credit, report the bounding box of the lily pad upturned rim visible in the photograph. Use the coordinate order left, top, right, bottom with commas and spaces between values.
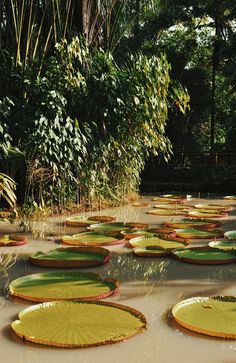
65, 216, 102, 227
128, 235, 189, 250
88, 215, 116, 222
11, 300, 147, 348
132, 202, 151, 207
159, 194, 187, 199
133, 246, 171, 258
151, 198, 187, 204
194, 204, 233, 212
88, 222, 148, 233
163, 219, 222, 230
0, 235, 27, 247
187, 211, 228, 219
171, 246, 236, 265
121, 226, 175, 239
146, 209, 186, 216
153, 204, 191, 210
9, 271, 120, 302
224, 231, 236, 240
61, 231, 125, 246
224, 195, 236, 200
29, 247, 111, 268
172, 296, 236, 339
175, 228, 224, 239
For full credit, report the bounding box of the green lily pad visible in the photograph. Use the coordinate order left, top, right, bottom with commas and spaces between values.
128, 236, 188, 250
65, 216, 102, 227
151, 198, 186, 204
224, 231, 236, 240
29, 247, 110, 268
209, 239, 236, 251
194, 204, 233, 212
172, 247, 236, 264
9, 271, 119, 302
133, 247, 171, 258
146, 209, 186, 216
11, 300, 147, 347
172, 296, 236, 338
88, 222, 136, 234
160, 194, 188, 199
187, 210, 228, 219
62, 232, 124, 246
163, 218, 222, 229
175, 228, 223, 239
0, 235, 27, 246
153, 204, 191, 210
121, 229, 155, 240
88, 215, 116, 222
121, 226, 175, 240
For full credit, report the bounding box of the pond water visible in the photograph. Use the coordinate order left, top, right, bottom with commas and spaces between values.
1, 195, 236, 363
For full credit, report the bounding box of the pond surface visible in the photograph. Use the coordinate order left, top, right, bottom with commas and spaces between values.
0, 195, 236, 363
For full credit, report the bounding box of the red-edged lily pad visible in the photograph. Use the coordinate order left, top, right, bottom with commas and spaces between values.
163, 218, 222, 230
172, 246, 236, 264
9, 271, 119, 302
194, 204, 233, 212
29, 247, 111, 268
61, 232, 125, 246
175, 228, 224, 239
0, 235, 27, 246
187, 210, 228, 219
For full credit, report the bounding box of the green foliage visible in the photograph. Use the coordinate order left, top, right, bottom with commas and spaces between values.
0, 36, 188, 207
0, 173, 17, 208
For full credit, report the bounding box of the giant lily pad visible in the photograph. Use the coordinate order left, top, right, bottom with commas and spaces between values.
163, 218, 222, 230
133, 246, 171, 258
88, 215, 116, 222
224, 231, 236, 240
194, 204, 233, 212
146, 209, 186, 216
0, 235, 27, 247
29, 247, 110, 268
128, 236, 188, 250
187, 210, 228, 219
151, 198, 187, 204
61, 232, 124, 246
172, 296, 236, 338
172, 247, 236, 264
209, 239, 236, 251
160, 194, 188, 199
132, 202, 150, 207
9, 271, 119, 302
153, 204, 191, 210
88, 222, 144, 234
175, 228, 224, 239
65, 216, 102, 227
224, 196, 236, 200
121, 227, 176, 240
11, 300, 147, 347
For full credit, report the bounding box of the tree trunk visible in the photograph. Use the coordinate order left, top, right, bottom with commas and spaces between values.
210, 6, 220, 153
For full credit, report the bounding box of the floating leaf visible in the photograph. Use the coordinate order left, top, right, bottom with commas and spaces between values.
29, 247, 110, 267
172, 296, 236, 338
172, 247, 236, 264
9, 271, 119, 302
62, 232, 124, 246
12, 300, 147, 347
